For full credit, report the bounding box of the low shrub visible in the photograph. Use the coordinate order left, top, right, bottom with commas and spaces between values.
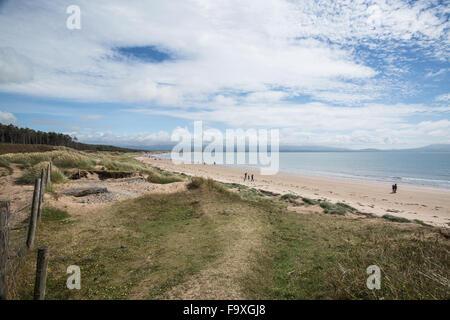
17, 162, 66, 185
187, 177, 228, 194
281, 194, 299, 200
336, 202, 357, 212
147, 171, 182, 184
301, 197, 319, 205
320, 201, 346, 215
382, 214, 411, 223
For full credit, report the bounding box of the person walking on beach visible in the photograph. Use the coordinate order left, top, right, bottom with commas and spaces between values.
244, 172, 247, 181
251, 174, 254, 182
392, 184, 398, 193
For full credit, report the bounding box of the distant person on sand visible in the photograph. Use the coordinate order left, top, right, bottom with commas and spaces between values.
251, 174, 254, 182
394, 184, 397, 193
244, 172, 247, 181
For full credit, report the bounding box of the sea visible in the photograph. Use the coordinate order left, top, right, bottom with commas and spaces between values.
156, 151, 450, 190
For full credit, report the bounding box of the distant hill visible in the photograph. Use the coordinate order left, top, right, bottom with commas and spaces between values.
135, 143, 450, 153
280, 144, 450, 152
399, 144, 450, 152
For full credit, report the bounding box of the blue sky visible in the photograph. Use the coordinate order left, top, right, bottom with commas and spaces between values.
0, 0, 449, 149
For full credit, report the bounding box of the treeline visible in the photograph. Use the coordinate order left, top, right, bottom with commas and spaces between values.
0, 124, 143, 153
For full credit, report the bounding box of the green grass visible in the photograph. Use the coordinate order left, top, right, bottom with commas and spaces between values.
16, 163, 66, 185
0, 157, 12, 175
187, 177, 230, 194
0, 143, 55, 155
242, 210, 450, 300
147, 171, 183, 184
335, 202, 357, 212
0, 148, 94, 168
319, 201, 347, 215
281, 194, 299, 200
221, 182, 248, 190
9, 164, 450, 300
382, 214, 411, 223
1, 147, 182, 186
15, 182, 243, 300
41, 207, 71, 222
301, 197, 319, 205
413, 219, 431, 227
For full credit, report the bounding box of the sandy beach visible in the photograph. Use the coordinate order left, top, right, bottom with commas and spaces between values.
137, 155, 450, 228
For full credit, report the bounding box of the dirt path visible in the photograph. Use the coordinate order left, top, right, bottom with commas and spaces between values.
166, 212, 265, 300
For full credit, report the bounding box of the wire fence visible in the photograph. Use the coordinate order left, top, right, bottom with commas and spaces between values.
0, 162, 52, 300
6, 204, 30, 299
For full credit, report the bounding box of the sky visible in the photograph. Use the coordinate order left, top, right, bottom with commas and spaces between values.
0, 0, 449, 149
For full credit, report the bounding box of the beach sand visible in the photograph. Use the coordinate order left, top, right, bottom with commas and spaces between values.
137, 156, 450, 229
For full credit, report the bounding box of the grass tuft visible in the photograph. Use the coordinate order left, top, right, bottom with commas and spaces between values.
281, 194, 299, 200
147, 171, 182, 184
382, 214, 411, 223
0, 158, 12, 175
17, 162, 66, 185
41, 207, 71, 222
319, 201, 346, 215
413, 219, 431, 227
301, 197, 319, 205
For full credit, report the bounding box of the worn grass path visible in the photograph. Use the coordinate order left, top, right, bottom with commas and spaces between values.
166, 212, 266, 299
11, 177, 450, 300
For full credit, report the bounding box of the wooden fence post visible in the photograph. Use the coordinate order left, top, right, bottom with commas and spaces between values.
46, 162, 52, 187
37, 169, 45, 221
0, 200, 10, 300
26, 178, 41, 250
33, 246, 49, 300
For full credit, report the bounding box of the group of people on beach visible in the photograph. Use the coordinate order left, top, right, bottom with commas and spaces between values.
244, 172, 254, 182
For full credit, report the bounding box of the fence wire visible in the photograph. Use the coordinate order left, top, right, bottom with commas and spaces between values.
6, 203, 31, 299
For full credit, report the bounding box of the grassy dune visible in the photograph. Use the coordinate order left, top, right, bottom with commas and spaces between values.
10, 176, 450, 300
0, 143, 55, 155
0, 147, 182, 185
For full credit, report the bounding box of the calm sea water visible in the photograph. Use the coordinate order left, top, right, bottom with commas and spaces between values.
159, 152, 450, 189
274, 152, 450, 189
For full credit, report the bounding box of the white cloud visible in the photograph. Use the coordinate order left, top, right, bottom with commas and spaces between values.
0, 1, 446, 106
129, 102, 447, 129
0, 0, 421, 105
0, 47, 33, 84
436, 93, 450, 102
70, 130, 172, 147
426, 68, 448, 78
0, 111, 17, 125
0, 1, 448, 149
83, 115, 103, 120
122, 102, 450, 148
